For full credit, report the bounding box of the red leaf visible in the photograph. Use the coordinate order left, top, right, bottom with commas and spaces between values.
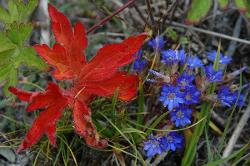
72, 100, 107, 148
78, 33, 147, 82
10, 4, 147, 152
34, 44, 74, 80
8, 87, 34, 101
83, 72, 139, 101
10, 83, 69, 152
35, 4, 88, 80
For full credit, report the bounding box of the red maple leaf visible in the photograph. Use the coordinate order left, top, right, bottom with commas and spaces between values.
9, 4, 147, 152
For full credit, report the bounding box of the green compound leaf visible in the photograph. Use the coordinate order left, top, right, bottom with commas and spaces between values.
185, 0, 212, 25
18, 47, 48, 70
0, 6, 11, 23
235, 0, 247, 13
8, 0, 19, 23
0, 1, 47, 96
6, 23, 33, 46
0, 0, 38, 24
218, 0, 230, 9
16, 0, 39, 22
0, 33, 16, 53
0, 28, 48, 96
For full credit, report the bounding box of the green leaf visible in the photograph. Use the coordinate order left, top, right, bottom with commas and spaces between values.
0, 33, 16, 53
6, 23, 33, 46
3, 67, 17, 96
0, 6, 11, 23
218, 0, 230, 9
18, 47, 48, 71
0, 64, 12, 83
185, 0, 212, 24
0, 0, 38, 24
0, 21, 47, 96
16, 0, 38, 22
8, 0, 19, 23
235, 0, 247, 12
165, 27, 178, 41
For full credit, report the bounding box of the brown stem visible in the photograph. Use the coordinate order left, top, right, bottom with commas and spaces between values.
87, 0, 137, 34
133, 4, 150, 27
145, 0, 156, 34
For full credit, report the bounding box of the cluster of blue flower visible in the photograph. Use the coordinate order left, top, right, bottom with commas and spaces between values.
144, 132, 184, 157
133, 35, 245, 158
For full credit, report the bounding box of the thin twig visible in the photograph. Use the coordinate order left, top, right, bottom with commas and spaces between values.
222, 103, 250, 158
141, 14, 250, 44
211, 111, 225, 127
168, 20, 250, 45
145, 0, 156, 34
133, 4, 150, 27
87, 0, 136, 34
226, 15, 243, 56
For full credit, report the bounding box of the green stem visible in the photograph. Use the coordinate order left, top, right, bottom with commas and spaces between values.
136, 81, 144, 128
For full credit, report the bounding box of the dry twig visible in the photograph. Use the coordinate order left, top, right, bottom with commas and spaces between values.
222, 103, 250, 157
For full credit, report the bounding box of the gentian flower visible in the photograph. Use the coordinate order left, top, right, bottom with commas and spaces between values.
205, 65, 223, 82
186, 56, 204, 69
161, 132, 184, 151
177, 72, 195, 89
159, 85, 185, 111
161, 49, 186, 64
133, 49, 147, 72
218, 87, 245, 107
207, 50, 232, 64
170, 107, 193, 127
183, 86, 200, 104
148, 35, 166, 50
143, 134, 163, 157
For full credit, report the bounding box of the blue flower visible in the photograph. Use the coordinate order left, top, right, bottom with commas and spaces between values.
143, 134, 163, 157
170, 107, 193, 127
161, 49, 186, 64
161, 132, 184, 151
183, 86, 201, 104
207, 50, 232, 64
148, 35, 166, 50
159, 85, 185, 111
218, 87, 245, 107
133, 50, 147, 72
177, 72, 195, 89
186, 56, 204, 69
205, 65, 223, 82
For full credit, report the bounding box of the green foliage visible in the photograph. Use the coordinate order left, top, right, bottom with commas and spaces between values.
186, 0, 212, 24
245, 0, 250, 18
186, 0, 250, 24
0, 0, 47, 96
235, 0, 247, 12
0, 0, 38, 24
218, 0, 230, 9
204, 142, 250, 166
165, 27, 178, 41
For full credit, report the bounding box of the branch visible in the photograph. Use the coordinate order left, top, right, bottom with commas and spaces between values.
87, 0, 136, 34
